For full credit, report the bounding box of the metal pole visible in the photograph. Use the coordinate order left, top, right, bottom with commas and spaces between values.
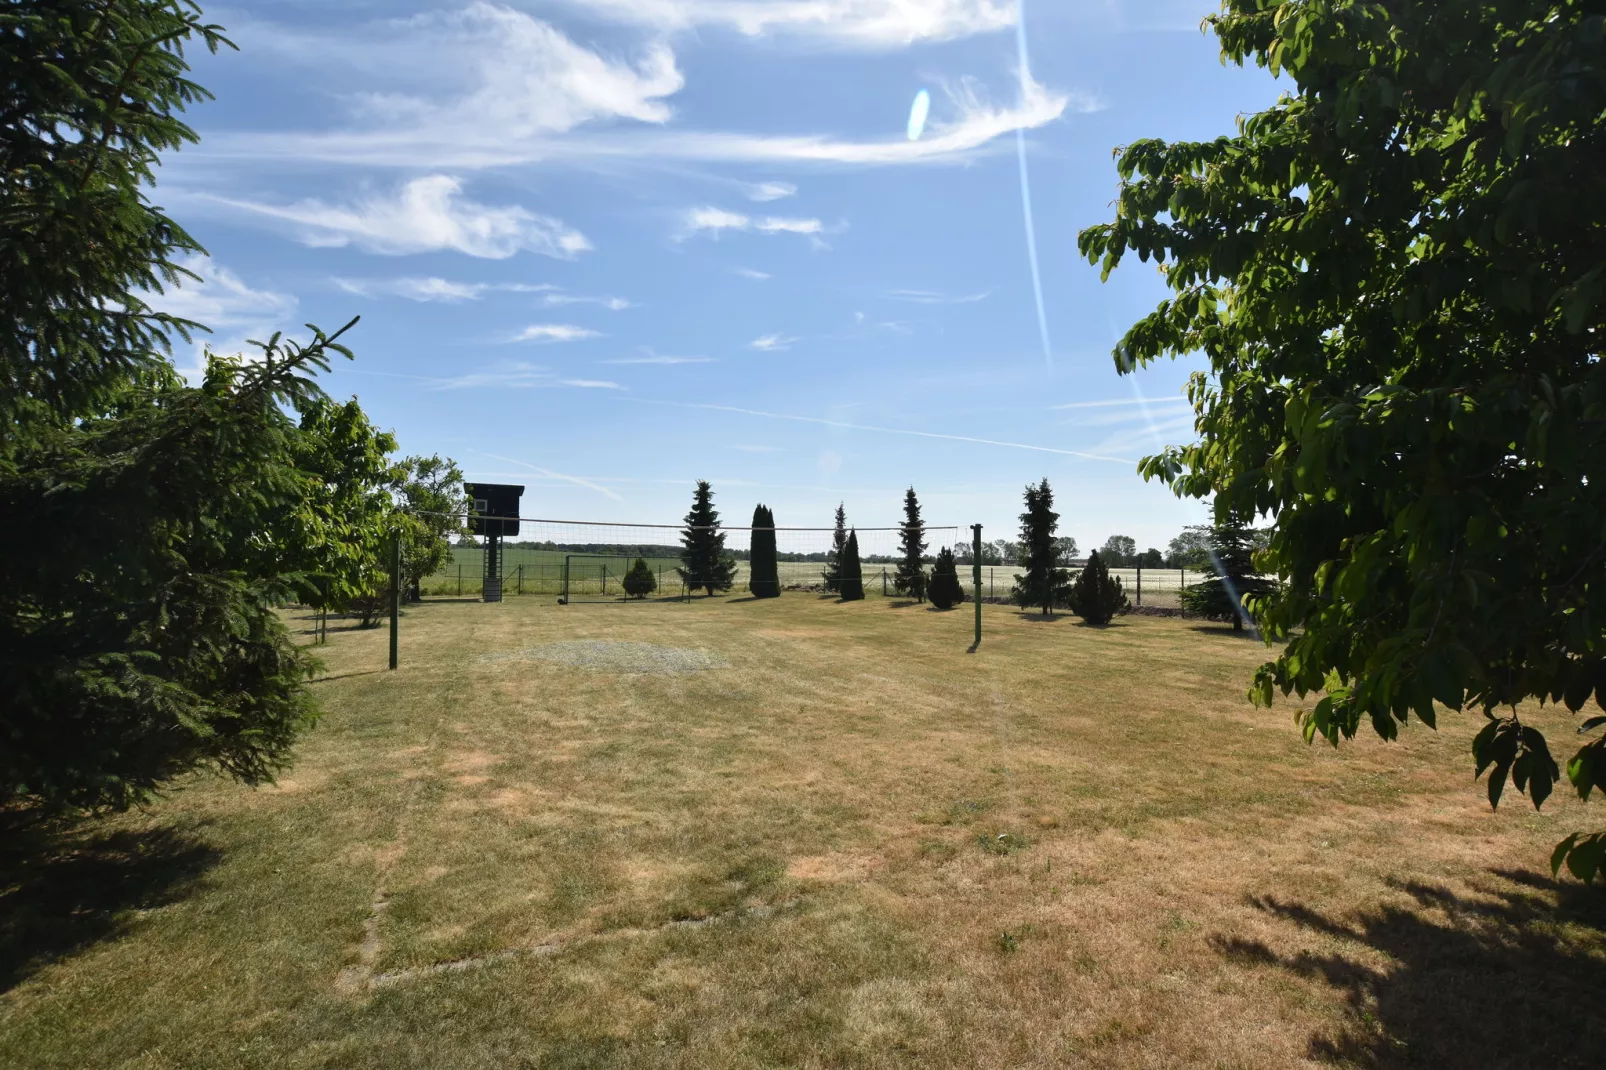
1137, 566, 1142, 606
972, 524, 983, 648
388, 533, 400, 670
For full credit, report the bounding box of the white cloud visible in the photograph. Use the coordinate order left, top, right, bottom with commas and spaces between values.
603, 347, 712, 364
548, 0, 1017, 48
560, 379, 625, 389
885, 287, 992, 304
513, 324, 601, 342
435, 361, 554, 389
733, 267, 772, 280
151, 255, 297, 329
750, 333, 797, 351
335, 276, 493, 302
542, 293, 632, 310
218, 3, 683, 168
682, 206, 825, 240
144, 255, 299, 376
745, 181, 797, 201
208, 175, 591, 259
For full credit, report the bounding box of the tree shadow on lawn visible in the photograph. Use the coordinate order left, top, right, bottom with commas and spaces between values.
0, 810, 220, 995
1210, 872, 1606, 1068
1188, 623, 1259, 639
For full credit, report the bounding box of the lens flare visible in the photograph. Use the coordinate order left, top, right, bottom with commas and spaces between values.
906, 89, 931, 141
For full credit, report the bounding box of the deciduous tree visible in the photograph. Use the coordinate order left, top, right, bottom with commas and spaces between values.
1080, 0, 1606, 879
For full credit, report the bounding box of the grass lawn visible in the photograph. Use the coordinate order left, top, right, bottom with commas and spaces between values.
3, 596, 1603, 1068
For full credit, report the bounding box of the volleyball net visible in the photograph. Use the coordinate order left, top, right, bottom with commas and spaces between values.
419, 517, 965, 602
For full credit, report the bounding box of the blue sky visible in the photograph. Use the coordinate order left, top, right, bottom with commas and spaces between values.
153, 0, 1281, 555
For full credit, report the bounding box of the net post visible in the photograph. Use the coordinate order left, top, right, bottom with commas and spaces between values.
388, 532, 400, 671
971, 524, 983, 649
1137, 566, 1142, 606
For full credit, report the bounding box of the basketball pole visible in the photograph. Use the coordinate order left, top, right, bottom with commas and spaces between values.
389, 532, 400, 671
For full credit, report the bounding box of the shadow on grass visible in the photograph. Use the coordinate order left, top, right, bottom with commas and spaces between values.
1210, 873, 1606, 1068
1187, 623, 1258, 639
311, 669, 385, 684
0, 811, 220, 995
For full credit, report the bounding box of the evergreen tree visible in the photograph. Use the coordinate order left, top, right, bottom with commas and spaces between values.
622, 557, 657, 599
1068, 551, 1130, 626
822, 502, 848, 592
676, 480, 737, 596
838, 529, 865, 601
1179, 514, 1276, 632
749, 503, 780, 599
928, 547, 965, 610
1011, 478, 1071, 615
893, 486, 928, 602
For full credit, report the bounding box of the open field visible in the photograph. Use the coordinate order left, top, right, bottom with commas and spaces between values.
3, 597, 1603, 1068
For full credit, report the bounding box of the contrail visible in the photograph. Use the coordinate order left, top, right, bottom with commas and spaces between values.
1016, 2, 1053, 373
473, 449, 624, 502
630, 399, 1133, 463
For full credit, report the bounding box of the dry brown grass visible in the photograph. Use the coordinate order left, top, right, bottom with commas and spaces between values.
2, 597, 1603, 1069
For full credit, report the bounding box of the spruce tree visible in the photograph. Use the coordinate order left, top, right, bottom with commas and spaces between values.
749, 503, 780, 599
1179, 513, 1276, 632
622, 557, 657, 599
676, 480, 737, 596
893, 486, 928, 602
928, 547, 964, 610
838, 529, 865, 601
1011, 478, 1071, 615
822, 502, 848, 592
1068, 550, 1129, 626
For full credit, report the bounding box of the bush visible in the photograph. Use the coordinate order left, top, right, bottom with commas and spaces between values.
928, 548, 964, 610
622, 557, 657, 599
1067, 551, 1129, 625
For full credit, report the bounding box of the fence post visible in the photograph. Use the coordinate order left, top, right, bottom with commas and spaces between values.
882, 568, 888, 596
1137, 566, 1142, 606
517, 564, 523, 596
1179, 567, 1185, 591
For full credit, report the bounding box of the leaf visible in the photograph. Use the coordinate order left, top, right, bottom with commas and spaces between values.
1551, 833, 1581, 878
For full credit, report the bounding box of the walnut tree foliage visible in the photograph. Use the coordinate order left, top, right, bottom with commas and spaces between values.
1080, 0, 1606, 880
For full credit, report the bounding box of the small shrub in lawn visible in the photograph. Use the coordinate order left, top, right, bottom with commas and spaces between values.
1067, 550, 1129, 625
622, 557, 658, 599
928, 547, 964, 610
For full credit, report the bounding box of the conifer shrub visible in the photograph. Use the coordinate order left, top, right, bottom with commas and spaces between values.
622, 557, 657, 599
822, 503, 848, 592
1067, 550, 1129, 625
838, 529, 865, 601
928, 547, 964, 610
749, 504, 780, 598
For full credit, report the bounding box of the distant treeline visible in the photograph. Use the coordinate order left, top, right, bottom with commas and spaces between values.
473, 541, 897, 566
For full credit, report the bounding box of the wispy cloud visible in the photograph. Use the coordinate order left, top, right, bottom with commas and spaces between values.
1052, 396, 1191, 410
545, 0, 1017, 48
542, 293, 632, 310
201, 175, 590, 259
207, 7, 1085, 172
602, 347, 712, 365
733, 267, 772, 280
681, 206, 826, 240
885, 287, 992, 304
434, 363, 623, 393
744, 181, 797, 201
513, 324, 601, 343
144, 255, 298, 375
475, 449, 625, 502
333, 276, 560, 302
750, 333, 797, 351
209, 4, 683, 169
634, 400, 1135, 462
